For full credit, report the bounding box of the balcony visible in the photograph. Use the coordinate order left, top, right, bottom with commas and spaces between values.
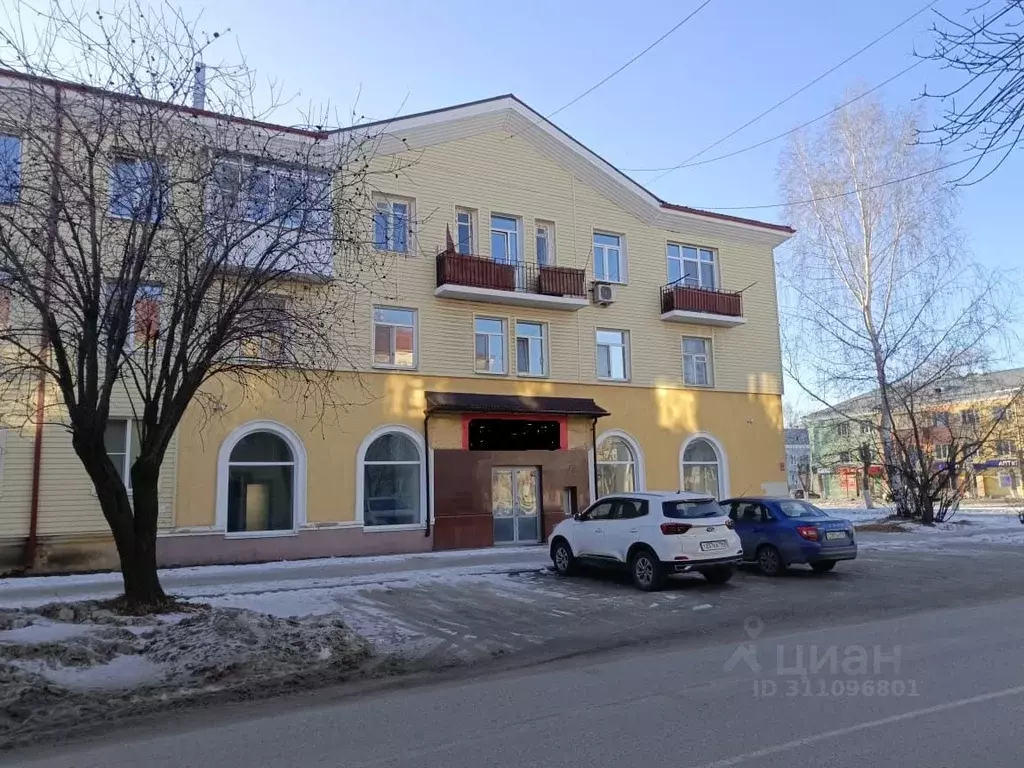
435, 250, 588, 311
659, 282, 746, 327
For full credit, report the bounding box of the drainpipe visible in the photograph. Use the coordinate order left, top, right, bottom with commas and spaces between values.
591, 416, 598, 501
423, 410, 432, 538
23, 85, 63, 570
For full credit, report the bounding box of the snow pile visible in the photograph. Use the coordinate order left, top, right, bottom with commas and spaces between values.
0, 601, 372, 747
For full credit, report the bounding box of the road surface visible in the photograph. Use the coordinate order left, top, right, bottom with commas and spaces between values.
12, 594, 1024, 767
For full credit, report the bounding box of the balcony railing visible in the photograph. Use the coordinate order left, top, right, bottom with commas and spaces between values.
660, 281, 744, 325
435, 250, 588, 310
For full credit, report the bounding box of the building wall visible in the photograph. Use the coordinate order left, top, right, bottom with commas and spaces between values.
351, 129, 784, 395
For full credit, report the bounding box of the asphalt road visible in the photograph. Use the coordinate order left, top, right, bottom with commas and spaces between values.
11, 590, 1024, 767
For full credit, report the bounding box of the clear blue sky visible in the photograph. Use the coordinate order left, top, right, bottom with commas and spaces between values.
178, 0, 1022, 405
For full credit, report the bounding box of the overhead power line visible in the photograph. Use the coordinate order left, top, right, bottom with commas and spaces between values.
508, 0, 715, 138
623, 59, 926, 172
647, 0, 939, 183
696, 140, 1016, 212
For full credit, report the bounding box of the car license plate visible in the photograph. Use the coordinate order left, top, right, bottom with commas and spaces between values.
700, 540, 728, 551
826, 531, 847, 541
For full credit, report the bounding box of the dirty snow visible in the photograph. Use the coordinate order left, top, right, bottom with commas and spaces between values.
12, 654, 164, 691
0, 620, 97, 645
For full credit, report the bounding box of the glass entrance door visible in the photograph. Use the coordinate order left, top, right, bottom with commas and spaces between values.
492, 467, 540, 544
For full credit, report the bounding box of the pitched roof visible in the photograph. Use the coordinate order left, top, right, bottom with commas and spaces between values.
337, 94, 794, 239
805, 367, 1024, 422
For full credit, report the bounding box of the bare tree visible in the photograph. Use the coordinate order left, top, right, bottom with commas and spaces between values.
778, 93, 1013, 522
0, 2, 398, 606
923, 0, 1024, 181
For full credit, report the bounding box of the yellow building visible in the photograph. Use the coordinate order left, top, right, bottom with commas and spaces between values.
0, 93, 792, 571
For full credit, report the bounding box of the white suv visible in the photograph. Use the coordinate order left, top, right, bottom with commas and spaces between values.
549, 491, 744, 591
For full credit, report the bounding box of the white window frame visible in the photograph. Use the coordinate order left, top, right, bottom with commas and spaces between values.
934, 444, 951, 461
535, 220, 555, 266
490, 214, 521, 264
474, 316, 507, 375
355, 424, 427, 531
667, 243, 717, 288
455, 207, 476, 255
104, 418, 140, 489
595, 429, 646, 492
515, 320, 548, 377
593, 231, 625, 284
212, 158, 331, 232
373, 196, 413, 254
682, 336, 714, 387
372, 306, 418, 370
679, 432, 729, 498
109, 157, 168, 222
215, 420, 308, 538
596, 328, 630, 382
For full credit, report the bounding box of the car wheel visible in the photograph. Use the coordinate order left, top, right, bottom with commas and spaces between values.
811, 560, 837, 573
701, 565, 734, 584
551, 539, 577, 576
630, 548, 666, 592
756, 545, 785, 577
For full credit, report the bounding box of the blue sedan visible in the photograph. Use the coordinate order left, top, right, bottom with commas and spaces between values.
720, 497, 857, 576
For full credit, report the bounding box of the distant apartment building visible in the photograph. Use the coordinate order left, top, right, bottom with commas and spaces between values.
806, 368, 1024, 500
0, 78, 795, 571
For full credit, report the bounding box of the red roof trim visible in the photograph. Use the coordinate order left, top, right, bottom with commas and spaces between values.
0, 67, 328, 139
658, 201, 795, 234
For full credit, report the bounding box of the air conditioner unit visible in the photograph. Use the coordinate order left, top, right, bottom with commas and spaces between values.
593, 282, 617, 306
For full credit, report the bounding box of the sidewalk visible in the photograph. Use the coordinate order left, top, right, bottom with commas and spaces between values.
0, 546, 551, 609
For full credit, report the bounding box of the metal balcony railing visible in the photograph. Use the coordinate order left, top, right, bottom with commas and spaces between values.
660, 281, 743, 317
436, 250, 586, 298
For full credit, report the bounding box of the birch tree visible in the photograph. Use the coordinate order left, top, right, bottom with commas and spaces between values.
778, 94, 1012, 521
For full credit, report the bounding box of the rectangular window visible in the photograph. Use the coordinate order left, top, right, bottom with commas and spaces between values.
596, 329, 629, 381
110, 158, 167, 221
682, 336, 713, 386
535, 221, 554, 266
593, 232, 623, 283
860, 422, 873, 434
961, 409, 978, 426
932, 412, 950, 427
104, 419, 142, 487
212, 160, 330, 232
667, 244, 716, 288
490, 215, 520, 264
133, 285, 162, 348
934, 444, 951, 460
515, 321, 547, 376
996, 439, 1017, 456
992, 407, 1008, 422
838, 451, 851, 463
372, 307, 417, 368
240, 294, 290, 361
0, 134, 21, 204
836, 423, 850, 438
474, 317, 506, 374
456, 208, 475, 255
373, 198, 411, 253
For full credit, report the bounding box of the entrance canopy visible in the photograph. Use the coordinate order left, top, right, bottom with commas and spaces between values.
424, 391, 609, 418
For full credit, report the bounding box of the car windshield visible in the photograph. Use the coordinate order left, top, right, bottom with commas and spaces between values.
662, 499, 722, 519
775, 500, 829, 519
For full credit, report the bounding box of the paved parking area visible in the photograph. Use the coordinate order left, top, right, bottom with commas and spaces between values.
197, 531, 1024, 668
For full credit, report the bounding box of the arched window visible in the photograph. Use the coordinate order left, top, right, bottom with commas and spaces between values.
681, 436, 724, 498
597, 435, 637, 496
226, 430, 296, 533
361, 429, 424, 527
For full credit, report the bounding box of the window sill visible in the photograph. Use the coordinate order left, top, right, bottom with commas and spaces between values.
225, 530, 300, 540
683, 382, 715, 389
595, 278, 628, 285
373, 248, 412, 257
597, 376, 631, 384
475, 369, 509, 377
372, 363, 419, 372
362, 523, 425, 533
516, 372, 549, 379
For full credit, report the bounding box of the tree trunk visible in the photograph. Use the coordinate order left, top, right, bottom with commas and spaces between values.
73, 430, 167, 607
125, 463, 167, 606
